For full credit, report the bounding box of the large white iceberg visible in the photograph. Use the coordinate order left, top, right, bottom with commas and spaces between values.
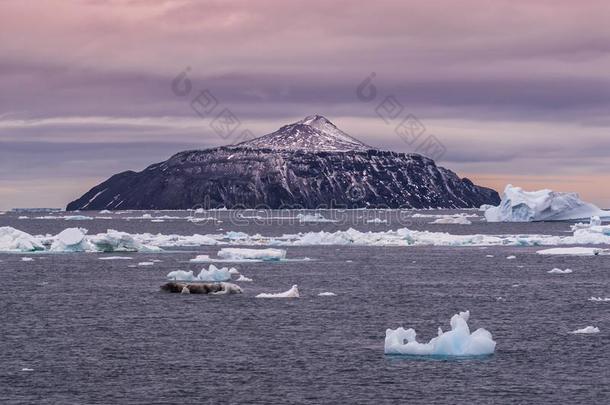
0, 227, 45, 252
485, 185, 609, 222
256, 284, 300, 298
384, 311, 496, 356
87, 230, 161, 252
217, 248, 286, 261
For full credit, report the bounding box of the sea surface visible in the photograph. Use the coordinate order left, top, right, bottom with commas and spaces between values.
0, 210, 608, 404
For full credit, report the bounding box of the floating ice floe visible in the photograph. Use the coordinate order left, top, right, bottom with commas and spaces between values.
570, 326, 600, 334
99, 210, 112, 214
572, 216, 603, 230
98, 256, 132, 260
589, 297, 610, 302
384, 311, 496, 356
547, 268, 573, 274
236, 274, 253, 282
21, 257, 34, 262
166, 265, 232, 282
485, 185, 610, 222
506, 255, 517, 260
256, 284, 300, 298
318, 292, 336, 296
217, 248, 287, 261
537, 247, 606, 256
297, 213, 337, 223
367, 218, 388, 224
430, 216, 472, 225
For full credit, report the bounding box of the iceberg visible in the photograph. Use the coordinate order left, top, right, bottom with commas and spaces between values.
88, 230, 161, 253
217, 248, 286, 261
547, 268, 573, 274
384, 311, 496, 356
570, 326, 600, 334
166, 265, 231, 282
0, 227, 45, 252
196, 265, 232, 282
50, 228, 88, 252
485, 184, 609, 222
297, 213, 337, 223
256, 284, 300, 298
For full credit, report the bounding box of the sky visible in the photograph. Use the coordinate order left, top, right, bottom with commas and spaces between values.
1, 0, 609, 210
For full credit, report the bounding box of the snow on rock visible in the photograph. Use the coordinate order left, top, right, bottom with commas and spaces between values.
0, 227, 45, 252
236, 274, 253, 282
570, 326, 600, 334
537, 247, 606, 256
50, 228, 88, 252
384, 311, 496, 356
485, 185, 610, 222
217, 248, 286, 261
256, 284, 300, 298
547, 268, 573, 274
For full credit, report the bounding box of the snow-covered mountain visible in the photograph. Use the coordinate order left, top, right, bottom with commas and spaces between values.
67, 115, 499, 210
235, 114, 370, 152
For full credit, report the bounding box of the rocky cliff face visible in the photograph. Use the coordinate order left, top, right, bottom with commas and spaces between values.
67, 115, 500, 210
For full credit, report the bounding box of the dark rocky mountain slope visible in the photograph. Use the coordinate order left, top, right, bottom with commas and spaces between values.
67, 115, 499, 210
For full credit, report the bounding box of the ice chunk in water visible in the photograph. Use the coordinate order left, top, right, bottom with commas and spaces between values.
0, 227, 45, 252
570, 326, 600, 334
217, 248, 286, 261
384, 311, 496, 356
50, 228, 88, 252
256, 285, 300, 298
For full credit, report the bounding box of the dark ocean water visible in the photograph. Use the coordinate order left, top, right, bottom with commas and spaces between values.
0, 210, 608, 404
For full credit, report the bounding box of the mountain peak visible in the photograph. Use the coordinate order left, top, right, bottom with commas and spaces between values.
235, 115, 370, 152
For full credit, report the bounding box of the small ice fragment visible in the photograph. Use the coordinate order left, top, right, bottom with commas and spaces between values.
138, 262, 154, 266
537, 247, 603, 256
506, 255, 516, 260
588, 297, 610, 302
547, 268, 573, 274
570, 326, 600, 334
228, 267, 239, 275
21, 368, 34, 372
486, 255, 494, 258
21, 257, 34, 262
98, 256, 132, 260
256, 285, 299, 298
236, 274, 253, 282
318, 292, 336, 296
